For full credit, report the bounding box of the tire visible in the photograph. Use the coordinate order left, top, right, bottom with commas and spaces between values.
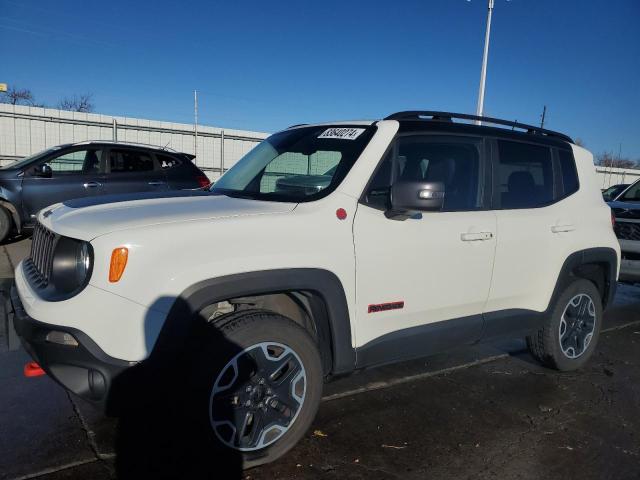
189, 309, 323, 469
0, 206, 13, 243
527, 279, 602, 371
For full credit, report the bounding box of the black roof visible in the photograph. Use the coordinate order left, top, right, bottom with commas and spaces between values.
385, 111, 573, 144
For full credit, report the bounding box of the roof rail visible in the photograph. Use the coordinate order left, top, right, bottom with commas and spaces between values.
384, 111, 573, 143
72, 140, 182, 154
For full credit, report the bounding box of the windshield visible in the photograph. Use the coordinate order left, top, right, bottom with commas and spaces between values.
619, 180, 640, 202
0, 146, 65, 170
211, 125, 375, 202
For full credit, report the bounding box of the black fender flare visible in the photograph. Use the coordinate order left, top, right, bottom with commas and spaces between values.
551, 247, 618, 310
481, 247, 618, 340
153, 268, 356, 375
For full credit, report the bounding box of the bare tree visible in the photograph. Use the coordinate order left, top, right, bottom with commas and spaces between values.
0, 86, 36, 106
57, 93, 94, 113
597, 152, 638, 170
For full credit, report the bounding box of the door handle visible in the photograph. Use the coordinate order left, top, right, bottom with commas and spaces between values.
148, 181, 166, 186
461, 232, 494, 242
551, 224, 575, 233
83, 181, 102, 188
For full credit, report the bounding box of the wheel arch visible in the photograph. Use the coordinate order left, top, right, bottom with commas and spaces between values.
0, 198, 21, 232
552, 247, 618, 311
154, 268, 356, 376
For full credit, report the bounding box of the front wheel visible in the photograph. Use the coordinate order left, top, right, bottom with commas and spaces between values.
0, 206, 13, 243
527, 279, 602, 371
191, 310, 323, 469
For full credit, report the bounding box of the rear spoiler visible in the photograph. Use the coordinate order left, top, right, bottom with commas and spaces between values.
180, 153, 197, 161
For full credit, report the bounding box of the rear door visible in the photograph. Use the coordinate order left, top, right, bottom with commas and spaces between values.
21, 147, 105, 219
102, 147, 169, 195
483, 139, 577, 334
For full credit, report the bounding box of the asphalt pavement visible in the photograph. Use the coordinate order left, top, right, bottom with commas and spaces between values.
1, 238, 639, 480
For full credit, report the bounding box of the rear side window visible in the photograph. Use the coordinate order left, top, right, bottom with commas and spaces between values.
497, 140, 553, 209
157, 154, 182, 170
558, 149, 579, 197
109, 149, 155, 173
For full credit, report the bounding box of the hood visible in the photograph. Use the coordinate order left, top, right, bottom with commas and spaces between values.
38, 190, 296, 240
609, 200, 640, 220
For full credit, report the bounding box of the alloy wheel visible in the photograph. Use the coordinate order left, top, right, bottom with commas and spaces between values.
209, 342, 306, 451
558, 293, 596, 359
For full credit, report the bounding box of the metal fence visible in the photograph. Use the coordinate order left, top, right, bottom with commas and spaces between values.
2, 103, 639, 189
0, 104, 269, 181
595, 166, 640, 190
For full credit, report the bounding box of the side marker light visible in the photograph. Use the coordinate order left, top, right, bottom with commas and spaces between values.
109, 247, 129, 282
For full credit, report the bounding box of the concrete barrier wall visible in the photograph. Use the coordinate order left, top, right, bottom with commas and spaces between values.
0, 104, 269, 181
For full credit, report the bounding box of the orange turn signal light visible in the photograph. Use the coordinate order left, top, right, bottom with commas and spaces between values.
109, 247, 129, 283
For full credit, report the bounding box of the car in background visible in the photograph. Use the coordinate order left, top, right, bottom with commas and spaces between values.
602, 183, 630, 202
0, 141, 210, 242
609, 179, 640, 282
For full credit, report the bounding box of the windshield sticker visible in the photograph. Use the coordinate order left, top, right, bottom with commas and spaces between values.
318, 127, 365, 140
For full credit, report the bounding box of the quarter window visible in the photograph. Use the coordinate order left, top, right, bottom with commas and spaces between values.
109, 149, 155, 173
558, 149, 579, 197
497, 140, 554, 209
157, 154, 182, 170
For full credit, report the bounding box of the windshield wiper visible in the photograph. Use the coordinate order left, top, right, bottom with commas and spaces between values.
213, 189, 262, 200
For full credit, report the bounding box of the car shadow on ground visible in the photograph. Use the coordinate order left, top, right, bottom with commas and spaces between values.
109, 297, 251, 479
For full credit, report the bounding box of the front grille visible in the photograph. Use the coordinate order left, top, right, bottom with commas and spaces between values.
614, 221, 640, 241
25, 222, 58, 288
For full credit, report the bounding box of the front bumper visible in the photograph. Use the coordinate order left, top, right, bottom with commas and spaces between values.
11, 285, 132, 409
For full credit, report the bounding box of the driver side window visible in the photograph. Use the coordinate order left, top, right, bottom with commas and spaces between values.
42, 148, 102, 175
363, 136, 484, 212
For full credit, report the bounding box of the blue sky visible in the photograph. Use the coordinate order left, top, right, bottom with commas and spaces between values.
1, 0, 639, 157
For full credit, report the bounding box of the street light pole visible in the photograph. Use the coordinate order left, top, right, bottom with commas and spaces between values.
194, 89, 198, 158
475, 0, 494, 124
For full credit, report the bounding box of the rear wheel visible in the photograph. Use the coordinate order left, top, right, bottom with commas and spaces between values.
527, 279, 602, 371
191, 309, 323, 469
0, 206, 13, 243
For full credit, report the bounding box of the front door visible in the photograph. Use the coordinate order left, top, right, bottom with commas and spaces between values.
353, 134, 497, 366
21, 147, 105, 220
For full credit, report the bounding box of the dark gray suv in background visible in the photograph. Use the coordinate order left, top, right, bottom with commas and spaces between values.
0, 141, 210, 242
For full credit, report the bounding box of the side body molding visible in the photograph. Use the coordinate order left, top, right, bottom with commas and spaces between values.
154, 269, 356, 375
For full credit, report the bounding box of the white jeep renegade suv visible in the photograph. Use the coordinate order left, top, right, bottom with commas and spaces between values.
13, 111, 620, 467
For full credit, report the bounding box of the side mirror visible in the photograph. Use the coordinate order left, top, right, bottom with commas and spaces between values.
36, 164, 53, 178
387, 181, 445, 219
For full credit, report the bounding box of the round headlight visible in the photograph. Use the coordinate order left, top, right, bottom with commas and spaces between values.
75, 241, 92, 284
51, 238, 93, 295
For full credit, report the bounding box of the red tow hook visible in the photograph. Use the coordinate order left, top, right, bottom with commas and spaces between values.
24, 362, 45, 377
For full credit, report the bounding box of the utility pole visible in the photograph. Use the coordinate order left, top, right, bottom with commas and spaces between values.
475, 0, 495, 125
540, 105, 547, 129
194, 89, 198, 158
